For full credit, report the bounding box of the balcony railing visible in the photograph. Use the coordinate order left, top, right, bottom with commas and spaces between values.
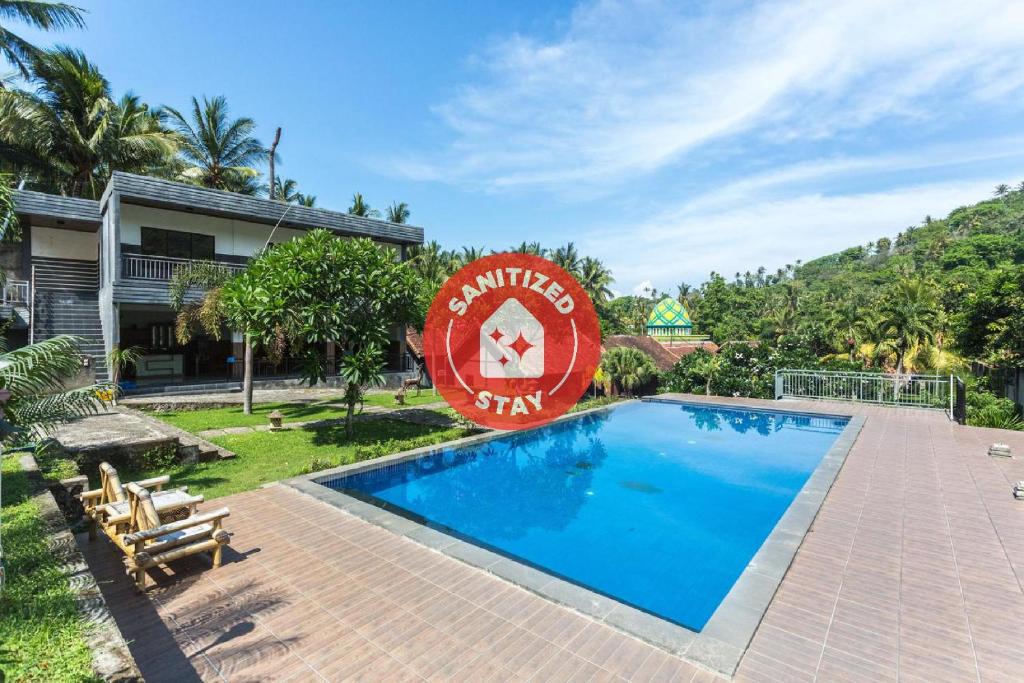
121, 254, 246, 281
2, 279, 29, 306
775, 368, 956, 416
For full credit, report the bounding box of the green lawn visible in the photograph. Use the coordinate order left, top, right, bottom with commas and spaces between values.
116, 418, 474, 499
0, 455, 99, 682
147, 393, 447, 434
362, 390, 445, 408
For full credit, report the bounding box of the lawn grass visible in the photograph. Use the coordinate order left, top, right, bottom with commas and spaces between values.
145, 400, 347, 433
362, 390, 445, 408
116, 418, 474, 499
147, 393, 447, 434
0, 455, 99, 682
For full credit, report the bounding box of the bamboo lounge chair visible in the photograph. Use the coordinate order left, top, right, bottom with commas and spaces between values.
80, 462, 203, 540
119, 482, 230, 591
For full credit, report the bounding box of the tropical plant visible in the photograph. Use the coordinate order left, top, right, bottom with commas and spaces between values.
0, 0, 85, 78
167, 260, 260, 413
550, 242, 582, 277
347, 192, 380, 218
689, 350, 723, 395
221, 230, 420, 435
0, 48, 177, 196
457, 246, 485, 267
106, 345, 142, 404
338, 344, 386, 434
828, 297, 872, 361
164, 95, 265, 193
993, 183, 1010, 198
577, 256, 614, 303
877, 278, 939, 375
296, 192, 316, 207
271, 177, 301, 203
386, 201, 410, 224
0, 336, 109, 443
599, 347, 656, 397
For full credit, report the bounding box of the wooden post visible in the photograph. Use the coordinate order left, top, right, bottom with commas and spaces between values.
243, 335, 254, 415
268, 127, 281, 201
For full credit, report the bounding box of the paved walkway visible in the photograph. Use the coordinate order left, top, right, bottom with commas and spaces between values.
77, 396, 1024, 681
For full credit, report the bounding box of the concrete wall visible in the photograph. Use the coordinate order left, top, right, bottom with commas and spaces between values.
120, 204, 306, 257
30, 225, 99, 261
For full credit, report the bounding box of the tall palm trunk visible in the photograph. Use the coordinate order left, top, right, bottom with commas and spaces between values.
243, 335, 253, 415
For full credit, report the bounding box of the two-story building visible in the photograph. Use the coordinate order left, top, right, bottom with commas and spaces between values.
3, 172, 424, 392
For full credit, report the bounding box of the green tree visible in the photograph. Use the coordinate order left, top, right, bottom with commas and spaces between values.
164, 95, 266, 193
0, 48, 176, 196
271, 177, 301, 203
106, 345, 141, 405
577, 256, 614, 303
599, 347, 656, 397
386, 201, 410, 224
222, 230, 420, 435
550, 242, 582, 277
0, 0, 84, 78
347, 192, 380, 218
509, 241, 545, 256
689, 350, 723, 395
877, 279, 939, 375
828, 296, 872, 361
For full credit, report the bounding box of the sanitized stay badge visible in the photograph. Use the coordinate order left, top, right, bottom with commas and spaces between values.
423, 253, 601, 430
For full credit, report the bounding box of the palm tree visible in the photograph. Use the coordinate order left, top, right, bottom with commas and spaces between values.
457, 246, 485, 268
550, 242, 582, 277
577, 257, 613, 303
296, 193, 316, 207
828, 297, 871, 361
386, 201, 410, 224
689, 350, 722, 395
509, 241, 545, 256
0, 0, 85, 79
600, 347, 656, 397
347, 192, 380, 218
407, 240, 458, 290
164, 95, 265, 192
0, 49, 177, 196
877, 278, 939, 375
271, 177, 301, 203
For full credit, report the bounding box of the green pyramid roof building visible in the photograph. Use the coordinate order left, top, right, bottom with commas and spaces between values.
646, 297, 693, 336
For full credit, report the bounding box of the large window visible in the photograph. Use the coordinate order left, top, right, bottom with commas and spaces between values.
141, 227, 215, 261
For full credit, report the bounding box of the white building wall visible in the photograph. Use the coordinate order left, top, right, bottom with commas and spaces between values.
119, 204, 306, 257
31, 225, 99, 260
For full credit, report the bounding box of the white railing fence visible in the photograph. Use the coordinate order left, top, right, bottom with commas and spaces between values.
121, 254, 246, 281
775, 368, 956, 415
1, 279, 29, 306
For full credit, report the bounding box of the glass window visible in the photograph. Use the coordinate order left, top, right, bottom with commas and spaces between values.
141, 227, 215, 260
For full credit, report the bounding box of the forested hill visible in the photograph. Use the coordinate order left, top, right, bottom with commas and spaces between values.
630, 185, 1024, 371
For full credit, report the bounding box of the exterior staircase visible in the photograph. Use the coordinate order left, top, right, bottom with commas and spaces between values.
31, 257, 107, 382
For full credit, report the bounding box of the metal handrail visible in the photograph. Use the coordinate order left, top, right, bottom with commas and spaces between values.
775, 368, 956, 415
1, 279, 29, 306
120, 254, 246, 281
28, 265, 35, 344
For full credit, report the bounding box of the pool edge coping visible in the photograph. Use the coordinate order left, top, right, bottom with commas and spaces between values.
281, 396, 865, 677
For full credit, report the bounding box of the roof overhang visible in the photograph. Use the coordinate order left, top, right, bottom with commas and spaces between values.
11, 189, 101, 231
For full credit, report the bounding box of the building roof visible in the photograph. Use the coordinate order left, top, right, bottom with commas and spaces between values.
661, 339, 720, 358
602, 335, 682, 372
104, 172, 424, 245
405, 326, 424, 359
12, 189, 101, 224
647, 297, 692, 329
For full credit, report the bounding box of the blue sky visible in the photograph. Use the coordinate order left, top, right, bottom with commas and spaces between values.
17, 0, 1024, 295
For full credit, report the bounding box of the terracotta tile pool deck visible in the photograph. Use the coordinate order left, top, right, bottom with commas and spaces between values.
77, 396, 1024, 681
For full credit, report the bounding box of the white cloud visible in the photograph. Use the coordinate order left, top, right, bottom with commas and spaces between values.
588, 177, 1000, 293
393, 0, 1024, 192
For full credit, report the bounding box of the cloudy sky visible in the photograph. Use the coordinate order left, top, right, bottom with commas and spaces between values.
20, 0, 1024, 295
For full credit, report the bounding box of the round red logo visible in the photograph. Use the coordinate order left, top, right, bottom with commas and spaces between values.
423, 253, 601, 430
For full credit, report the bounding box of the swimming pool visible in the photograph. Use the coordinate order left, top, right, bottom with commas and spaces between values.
320, 400, 849, 632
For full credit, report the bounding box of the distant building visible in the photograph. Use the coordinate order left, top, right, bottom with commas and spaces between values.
601, 297, 718, 372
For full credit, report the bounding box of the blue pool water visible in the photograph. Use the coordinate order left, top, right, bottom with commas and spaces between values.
324, 400, 847, 630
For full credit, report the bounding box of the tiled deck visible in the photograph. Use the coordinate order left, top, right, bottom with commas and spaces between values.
78, 397, 1024, 681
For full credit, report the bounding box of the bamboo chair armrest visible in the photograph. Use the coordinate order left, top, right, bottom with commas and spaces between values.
123, 507, 230, 545
80, 488, 103, 502
101, 491, 203, 525
134, 475, 171, 489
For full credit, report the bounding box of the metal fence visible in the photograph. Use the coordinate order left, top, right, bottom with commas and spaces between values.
1, 279, 29, 306
775, 368, 956, 415
121, 254, 246, 281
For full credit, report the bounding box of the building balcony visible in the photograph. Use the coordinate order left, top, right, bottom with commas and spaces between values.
2, 279, 30, 306
120, 254, 246, 282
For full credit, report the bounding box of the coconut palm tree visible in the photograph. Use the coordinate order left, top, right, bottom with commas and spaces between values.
508, 241, 545, 256
0, 49, 177, 196
577, 257, 614, 303
347, 192, 380, 218
164, 95, 265, 193
386, 201, 410, 224
457, 246, 485, 268
689, 350, 722, 396
828, 297, 871, 361
0, 0, 85, 79
271, 177, 301, 203
877, 278, 939, 375
407, 240, 458, 290
994, 183, 1010, 198
296, 193, 316, 207
550, 242, 582, 277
